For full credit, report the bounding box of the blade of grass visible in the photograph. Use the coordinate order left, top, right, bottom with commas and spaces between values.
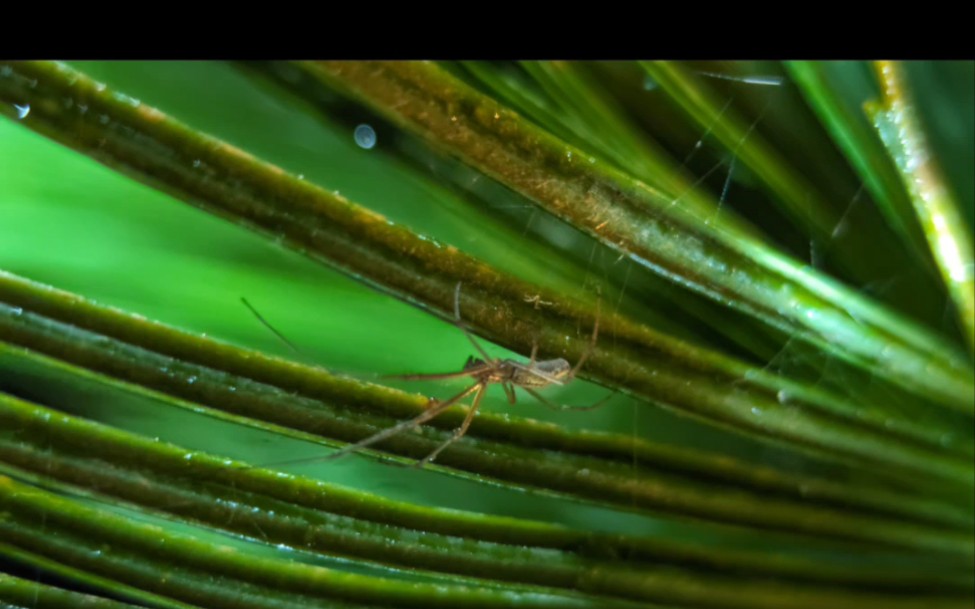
0, 573, 153, 609
867, 61, 975, 353
0, 560, 196, 609
459, 61, 720, 221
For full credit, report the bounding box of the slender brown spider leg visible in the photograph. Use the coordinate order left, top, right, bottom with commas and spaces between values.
240, 297, 302, 354
569, 298, 601, 379
452, 282, 496, 364
255, 383, 481, 470
522, 386, 615, 412
502, 382, 517, 405
384, 362, 494, 382
323, 382, 481, 462
528, 342, 538, 366
414, 382, 486, 468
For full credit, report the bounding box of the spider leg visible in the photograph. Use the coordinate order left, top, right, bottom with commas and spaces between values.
522, 386, 615, 412
241, 297, 302, 354
325, 382, 482, 461
414, 382, 486, 468
257, 383, 481, 469
502, 382, 517, 405
384, 362, 494, 382
569, 297, 601, 378
451, 282, 496, 364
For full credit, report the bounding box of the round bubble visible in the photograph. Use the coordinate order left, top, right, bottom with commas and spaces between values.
354, 124, 377, 150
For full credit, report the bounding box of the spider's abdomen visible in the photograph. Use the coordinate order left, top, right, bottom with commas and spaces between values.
511, 358, 571, 387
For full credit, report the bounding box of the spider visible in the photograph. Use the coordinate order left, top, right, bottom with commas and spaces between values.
324, 282, 603, 467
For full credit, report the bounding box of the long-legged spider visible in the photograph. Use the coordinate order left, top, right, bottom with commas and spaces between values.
325, 283, 603, 467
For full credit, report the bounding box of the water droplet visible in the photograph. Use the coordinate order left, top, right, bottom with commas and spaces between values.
187, 375, 198, 384
13, 103, 29, 119
750, 407, 762, 416
354, 124, 376, 149
642, 74, 658, 91
776, 390, 788, 404
192, 159, 202, 168
9, 306, 22, 315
